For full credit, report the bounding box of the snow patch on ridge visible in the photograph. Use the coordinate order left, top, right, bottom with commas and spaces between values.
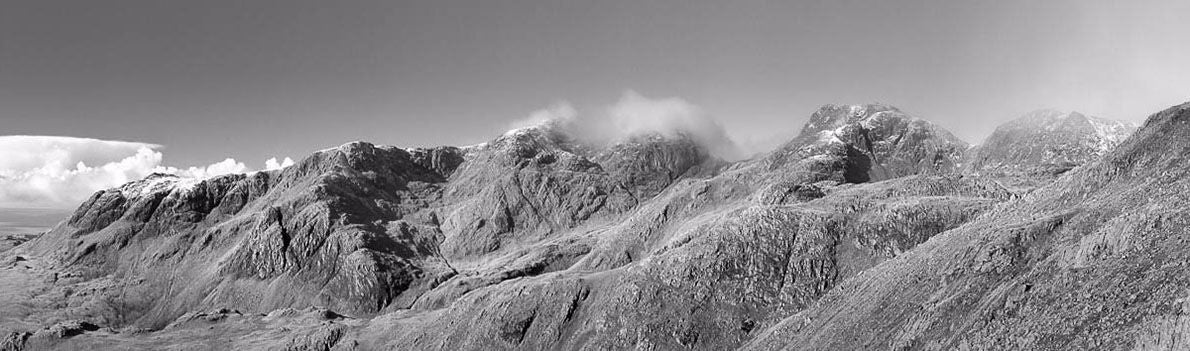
117, 174, 188, 198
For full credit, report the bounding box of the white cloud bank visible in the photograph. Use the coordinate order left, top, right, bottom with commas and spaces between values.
264, 157, 296, 171
0, 136, 294, 209
511, 91, 743, 159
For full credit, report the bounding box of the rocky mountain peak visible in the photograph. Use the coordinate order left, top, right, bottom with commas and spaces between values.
593, 131, 724, 197
1017, 109, 1134, 142
797, 103, 904, 137
966, 109, 1137, 180
462, 124, 600, 176
766, 103, 968, 183
114, 173, 191, 198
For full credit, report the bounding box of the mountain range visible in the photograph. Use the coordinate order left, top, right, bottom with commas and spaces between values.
2, 102, 1171, 350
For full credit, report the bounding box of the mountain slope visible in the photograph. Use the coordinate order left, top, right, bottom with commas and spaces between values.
14, 142, 462, 329
745, 102, 1190, 350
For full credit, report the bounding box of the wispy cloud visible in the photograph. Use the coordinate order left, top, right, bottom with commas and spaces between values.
510, 91, 744, 160
508, 103, 578, 132
608, 91, 740, 159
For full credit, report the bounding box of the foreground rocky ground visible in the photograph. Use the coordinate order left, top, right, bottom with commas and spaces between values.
1, 103, 1163, 350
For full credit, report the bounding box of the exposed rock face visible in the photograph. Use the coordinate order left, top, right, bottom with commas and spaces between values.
407, 146, 466, 178
768, 104, 969, 183
1, 320, 99, 351
743, 102, 1190, 350
966, 109, 1137, 180
2, 101, 1163, 351
438, 126, 634, 260
593, 132, 724, 199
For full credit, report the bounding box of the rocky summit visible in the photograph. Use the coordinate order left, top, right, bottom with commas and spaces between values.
964, 109, 1137, 189
4, 101, 1181, 351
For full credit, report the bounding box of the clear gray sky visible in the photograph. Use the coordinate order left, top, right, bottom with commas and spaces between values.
3, 0, 1189, 167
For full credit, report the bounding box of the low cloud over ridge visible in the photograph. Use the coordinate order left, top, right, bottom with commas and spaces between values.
511, 91, 743, 160
0, 136, 293, 209
8, 93, 736, 209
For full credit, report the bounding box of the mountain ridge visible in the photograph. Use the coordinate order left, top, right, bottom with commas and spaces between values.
0, 102, 1155, 351
744, 102, 1190, 350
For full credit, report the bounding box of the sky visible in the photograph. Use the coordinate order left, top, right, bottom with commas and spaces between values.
2, 0, 1190, 210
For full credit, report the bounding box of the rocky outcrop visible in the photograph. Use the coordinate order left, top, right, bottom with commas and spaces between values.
0, 320, 100, 351
407, 146, 466, 178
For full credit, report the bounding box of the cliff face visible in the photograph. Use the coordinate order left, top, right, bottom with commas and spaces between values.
0, 102, 1159, 351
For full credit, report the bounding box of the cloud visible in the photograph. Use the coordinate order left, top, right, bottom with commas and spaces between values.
508, 103, 577, 132
0, 136, 160, 178
0, 136, 163, 208
0, 136, 294, 209
608, 91, 740, 159
264, 157, 295, 171
153, 158, 248, 179
510, 91, 743, 160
